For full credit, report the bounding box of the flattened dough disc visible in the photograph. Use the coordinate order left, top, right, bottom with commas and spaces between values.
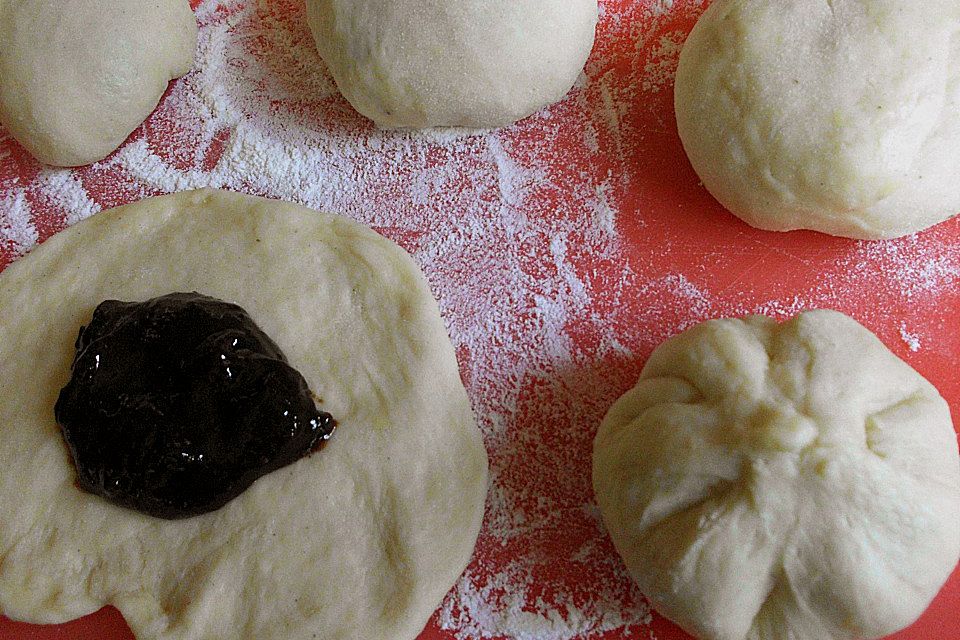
0, 189, 488, 640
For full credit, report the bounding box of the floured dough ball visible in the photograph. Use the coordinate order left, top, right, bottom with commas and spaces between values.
674, 0, 960, 239
305, 0, 598, 128
0, 0, 197, 167
593, 310, 960, 640
0, 189, 488, 640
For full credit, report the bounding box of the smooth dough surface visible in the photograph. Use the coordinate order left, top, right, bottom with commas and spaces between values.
306, 0, 598, 128
0, 0, 197, 167
0, 189, 488, 640
674, 0, 960, 239
593, 310, 960, 640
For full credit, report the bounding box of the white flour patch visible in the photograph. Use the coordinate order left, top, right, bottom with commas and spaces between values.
32, 171, 101, 226
587, 178, 623, 237
441, 562, 653, 640
1, 0, 958, 639
900, 324, 922, 352
0, 189, 38, 252
841, 235, 960, 301
647, 0, 677, 16
0, 0, 660, 637
642, 33, 685, 93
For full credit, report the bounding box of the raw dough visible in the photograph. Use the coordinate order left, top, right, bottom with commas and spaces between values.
305, 0, 598, 128
0, 0, 197, 167
0, 189, 488, 640
674, 0, 960, 239
593, 310, 960, 640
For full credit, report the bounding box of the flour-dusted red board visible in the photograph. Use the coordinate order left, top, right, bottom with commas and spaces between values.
0, 1, 957, 639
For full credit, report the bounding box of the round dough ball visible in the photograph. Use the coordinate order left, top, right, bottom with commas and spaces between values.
593, 310, 960, 640
0, 189, 488, 640
674, 0, 960, 239
0, 0, 198, 167
305, 0, 598, 128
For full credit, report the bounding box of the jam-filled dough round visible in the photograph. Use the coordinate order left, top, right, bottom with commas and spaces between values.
0, 189, 488, 640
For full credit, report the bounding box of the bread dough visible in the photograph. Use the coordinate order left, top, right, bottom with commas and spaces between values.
593, 310, 960, 640
674, 0, 960, 239
0, 189, 488, 640
0, 0, 197, 167
305, 0, 598, 128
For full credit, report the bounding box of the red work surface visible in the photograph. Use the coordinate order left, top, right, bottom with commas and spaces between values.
1, 1, 958, 639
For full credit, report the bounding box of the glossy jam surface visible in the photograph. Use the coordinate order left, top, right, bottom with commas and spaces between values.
55, 292, 336, 519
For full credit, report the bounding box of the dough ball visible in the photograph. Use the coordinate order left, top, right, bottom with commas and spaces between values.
674, 0, 960, 239
305, 0, 598, 128
0, 0, 198, 167
0, 189, 488, 640
593, 310, 960, 640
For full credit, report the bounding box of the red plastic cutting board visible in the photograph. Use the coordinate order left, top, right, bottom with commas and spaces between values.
0, 1, 957, 639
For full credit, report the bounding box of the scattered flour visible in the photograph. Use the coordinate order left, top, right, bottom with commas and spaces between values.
0, 189, 37, 253
31, 171, 100, 226
900, 324, 922, 352
641, 34, 685, 93
0, 1, 958, 639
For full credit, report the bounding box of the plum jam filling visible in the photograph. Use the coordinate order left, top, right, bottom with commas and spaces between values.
55, 292, 336, 519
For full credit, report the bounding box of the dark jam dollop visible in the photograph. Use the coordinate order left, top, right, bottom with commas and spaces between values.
54, 292, 336, 519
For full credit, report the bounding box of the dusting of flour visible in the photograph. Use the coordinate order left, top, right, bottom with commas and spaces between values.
1, 1, 959, 639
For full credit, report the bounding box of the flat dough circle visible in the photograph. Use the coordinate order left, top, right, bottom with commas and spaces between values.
593, 310, 960, 640
0, 189, 488, 640
0, 0, 197, 167
305, 0, 598, 128
674, 0, 960, 239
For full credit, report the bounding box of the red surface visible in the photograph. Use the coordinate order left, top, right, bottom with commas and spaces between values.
1, 1, 958, 639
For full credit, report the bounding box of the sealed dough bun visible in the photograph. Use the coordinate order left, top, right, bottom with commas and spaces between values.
305, 0, 598, 128
593, 310, 960, 640
674, 0, 960, 239
0, 189, 488, 640
0, 0, 197, 167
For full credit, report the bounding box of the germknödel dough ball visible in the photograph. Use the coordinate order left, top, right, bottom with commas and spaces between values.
0, 0, 197, 167
305, 0, 598, 129
593, 310, 960, 640
674, 0, 960, 239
